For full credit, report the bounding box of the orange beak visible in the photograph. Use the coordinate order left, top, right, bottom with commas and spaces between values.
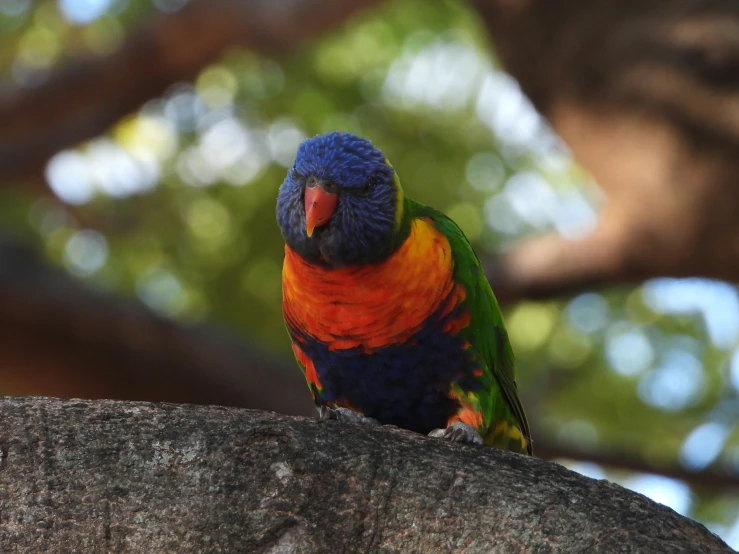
304, 184, 338, 237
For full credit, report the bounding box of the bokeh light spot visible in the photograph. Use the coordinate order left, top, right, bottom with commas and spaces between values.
17, 25, 60, 69
183, 198, 232, 246
560, 461, 605, 481
550, 189, 598, 239
621, 474, 692, 516
484, 194, 523, 235
445, 202, 483, 241
267, 120, 307, 167
0, 0, 30, 16
115, 114, 178, 162
566, 293, 609, 334
638, 350, 706, 411
59, 0, 115, 24
383, 39, 488, 111
196, 65, 238, 108
730, 347, 739, 392
86, 138, 159, 197
163, 85, 204, 132
504, 171, 556, 230
643, 278, 739, 349
605, 323, 654, 376
548, 327, 592, 369
476, 70, 542, 147
45, 150, 95, 205
465, 152, 506, 193
63, 229, 108, 277
507, 302, 557, 353
680, 422, 730, 470
136, 267, 187, 317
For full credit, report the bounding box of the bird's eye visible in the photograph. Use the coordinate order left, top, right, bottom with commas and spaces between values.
323, 181, 340, 194
290, 167, 303, 180
357, 173, 383, 196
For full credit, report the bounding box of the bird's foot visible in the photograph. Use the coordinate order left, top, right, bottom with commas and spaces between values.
318, 406, 379, 426
429, 422, 483, 446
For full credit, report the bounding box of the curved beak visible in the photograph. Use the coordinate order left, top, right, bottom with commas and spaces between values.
304, 180, 338, 237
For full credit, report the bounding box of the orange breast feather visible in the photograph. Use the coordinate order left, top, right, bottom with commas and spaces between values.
282, 218, 466, 352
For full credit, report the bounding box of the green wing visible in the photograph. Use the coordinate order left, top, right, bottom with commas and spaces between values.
407, 198, 532, 454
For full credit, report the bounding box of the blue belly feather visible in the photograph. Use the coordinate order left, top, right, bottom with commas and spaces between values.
290, 304, 481, 434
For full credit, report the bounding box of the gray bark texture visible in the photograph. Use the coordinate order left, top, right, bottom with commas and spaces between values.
0, 397, 731, 553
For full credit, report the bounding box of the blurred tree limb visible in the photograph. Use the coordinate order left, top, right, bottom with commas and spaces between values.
473, 0, 739, 300
0, 0, 385, 183
533, 440, 739, 492
0, 396, 732, 553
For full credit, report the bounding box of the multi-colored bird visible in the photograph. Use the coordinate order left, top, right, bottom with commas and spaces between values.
276, 131, 531, 454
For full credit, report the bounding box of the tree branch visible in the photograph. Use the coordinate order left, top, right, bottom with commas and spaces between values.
0, 397, 731, 553
471, 0, 739, 301
0, 0, 386, 182
534, 441, 739, 493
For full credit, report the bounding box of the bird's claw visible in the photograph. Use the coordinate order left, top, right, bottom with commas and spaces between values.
429, 422, 483, 446
318, 406, 379, 425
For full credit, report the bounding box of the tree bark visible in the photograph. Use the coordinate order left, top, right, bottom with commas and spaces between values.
0, 397, 731, 553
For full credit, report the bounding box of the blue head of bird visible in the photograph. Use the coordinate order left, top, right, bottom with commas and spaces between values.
276, 132, 405, 267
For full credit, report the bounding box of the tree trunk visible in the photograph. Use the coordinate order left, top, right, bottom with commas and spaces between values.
473, 0, 739, 300
0, 397, 731, 553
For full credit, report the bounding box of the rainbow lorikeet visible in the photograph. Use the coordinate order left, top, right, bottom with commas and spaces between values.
276, 132, 531, 454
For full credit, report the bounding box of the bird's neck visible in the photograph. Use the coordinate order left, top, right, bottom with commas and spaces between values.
282, 217, 465, 351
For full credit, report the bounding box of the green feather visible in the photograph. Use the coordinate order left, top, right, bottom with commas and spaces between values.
404, 197, 532, 455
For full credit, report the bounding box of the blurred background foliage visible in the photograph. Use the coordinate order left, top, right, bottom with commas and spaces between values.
0, 0, 738, 545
